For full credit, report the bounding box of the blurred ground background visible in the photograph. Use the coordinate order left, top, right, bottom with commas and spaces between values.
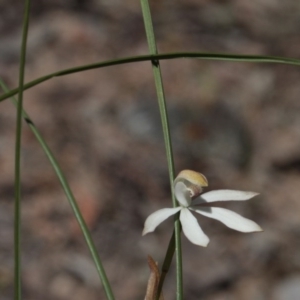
1, 0, 300, 299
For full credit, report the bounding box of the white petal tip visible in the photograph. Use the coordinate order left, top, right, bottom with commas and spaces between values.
251, 192, 260, 197
191, 239, 210, 247
201, 240, 210, 247
236, 191, 260, 199
243, 224, 263, 233
187, 238, 210, 247
253, 226, 263, 232
142, 228, 151, 236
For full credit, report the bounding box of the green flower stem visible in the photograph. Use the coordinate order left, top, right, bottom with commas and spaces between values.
157, 229, 176, 298
14, 1, 31, 299
0, 79, 115, 300
1, 52, 300, 102
140, 1, 183, 299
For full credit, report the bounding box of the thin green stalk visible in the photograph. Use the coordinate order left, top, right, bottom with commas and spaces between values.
0, 79, 115, 300
1, 52, 300, 102
140, 1, 183, 299
157, 229, 175, 297
14, 1, 31, 299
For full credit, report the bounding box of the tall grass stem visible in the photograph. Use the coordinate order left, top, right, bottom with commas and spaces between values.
140, 1, 183, 299
0, 79, 115, 300
14, 1, 31, 299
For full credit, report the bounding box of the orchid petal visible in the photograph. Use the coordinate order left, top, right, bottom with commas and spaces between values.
193, 207, 262, 232
174, 181, 191, 207
142, 207, 181, 236
193, 190, 259, 205
180, 208, 209, 246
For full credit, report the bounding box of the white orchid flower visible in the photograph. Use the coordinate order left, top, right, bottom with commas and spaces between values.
143, 170, 262, 247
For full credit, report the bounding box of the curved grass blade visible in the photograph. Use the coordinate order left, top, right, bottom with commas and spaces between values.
0, 79, 115, 300
14, 1, 31, 299
1, 52, 300, 102
140, 1, 183, 299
